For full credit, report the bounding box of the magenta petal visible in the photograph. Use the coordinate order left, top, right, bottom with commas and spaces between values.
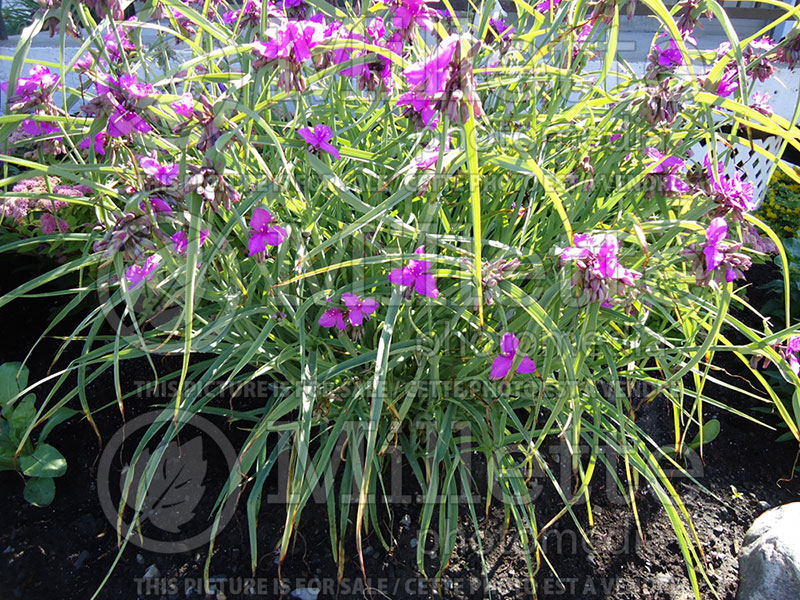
348, 309, 364, 326
706, 218, 728, 245
341, 292, 360, 308
500, 333, 520, 356
262, 226, 287, 246
319, 309, 339, 328
360, 297, 379, 314
298, 127, 316, 145
516, 355, 537, 374
388, 267, 415, 286
789, 354, 800, 376
415, 273, 438, 298
319, 142, 340, 160
248, 232, 267, 256
250, 208, 273, 231
704, 246, 724, 271
490, 355, 513, 380
559, 247, 591, 262
313, 124, 332, 143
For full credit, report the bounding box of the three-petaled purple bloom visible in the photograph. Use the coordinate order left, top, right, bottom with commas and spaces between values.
125, 254, 161, 289
490, 333, 537, 380
644, 148, 689, 196
559, 233, 641, 304
683, 217, 751, 285
653, 38, 684, 69
392, 0, 438, 35
139, 156, 180, 186
397, 34, 482, 126
319, 306, 348, 330
253, 19, 325, 63
248, 207, 288, 256
171, 229, 210, 255
704, 156, 757, 219
298, 124, 339, 160
79, 132, 107, 156
140, 197, 173, 214
388, 245, 439, 298
785, 337, 800, 376
3, 64, 59, 111
703, 217, 728, 272
320, 293, 379, 329
341, 292, 379, 326
172, 93, 194, 118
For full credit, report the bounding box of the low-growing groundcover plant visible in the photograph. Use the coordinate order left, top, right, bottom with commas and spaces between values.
2, 0, 800, 596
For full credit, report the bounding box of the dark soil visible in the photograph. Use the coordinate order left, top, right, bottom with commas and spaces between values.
1, 255, 799, 600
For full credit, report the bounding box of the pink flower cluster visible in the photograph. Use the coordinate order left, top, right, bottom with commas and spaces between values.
319, 293, 379, 330
559, 233, 641, 305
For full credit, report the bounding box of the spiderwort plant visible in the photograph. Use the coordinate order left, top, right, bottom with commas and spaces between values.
2, 1, 800, 598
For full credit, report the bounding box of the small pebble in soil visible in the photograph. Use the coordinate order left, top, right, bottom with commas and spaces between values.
143, 564, 160, 580
400, 514, 411, 528
136, 553, 145, 564
73, 550, 90, 569
290, 588, 320, 600
757, 500, 771, 511
410, 538, 418, 548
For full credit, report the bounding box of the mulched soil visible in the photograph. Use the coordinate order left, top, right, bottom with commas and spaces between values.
1, 254, 799, 600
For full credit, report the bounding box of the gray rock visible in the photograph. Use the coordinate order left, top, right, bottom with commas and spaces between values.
143, 564, 160, 580
290, 589, 320, 600
737, 502, 800, 600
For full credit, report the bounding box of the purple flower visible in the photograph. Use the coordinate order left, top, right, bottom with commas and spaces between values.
253, 19, 325, 63
644, 148, 689, 196
536, 0, 562, 12
79, 132, 108, 155
319, 306, 347, 330
140, 197, 173, 214
403, 34, 458, 97
388, 245, 439, 298
172, 93, 194, 118
3, 64, 59, 111
683, 218, 751, 285
392, 0, 438, 34
559, 233, 641, 304
490, 333, 537, 379
652, 37, 683, 69
744, 37, 777, 82
704, 156, 756, 219
341, 292, 379, 326
20, 119, 60, 137
786, 336, 800, 376
750, 91, 773, 116
171, 229, 210, 255
118, 74, 154, 99
248, 208, 288, 256
703, 217, 728, 271
298, 124, 339, 160
139, 156, 179, 186
108, 106, 152, 137
125, 254, 161, 289
399, 35, 482, 126
716, 68, 739, 98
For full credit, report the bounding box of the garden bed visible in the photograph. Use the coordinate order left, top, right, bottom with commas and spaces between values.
1, 257, 798, 600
